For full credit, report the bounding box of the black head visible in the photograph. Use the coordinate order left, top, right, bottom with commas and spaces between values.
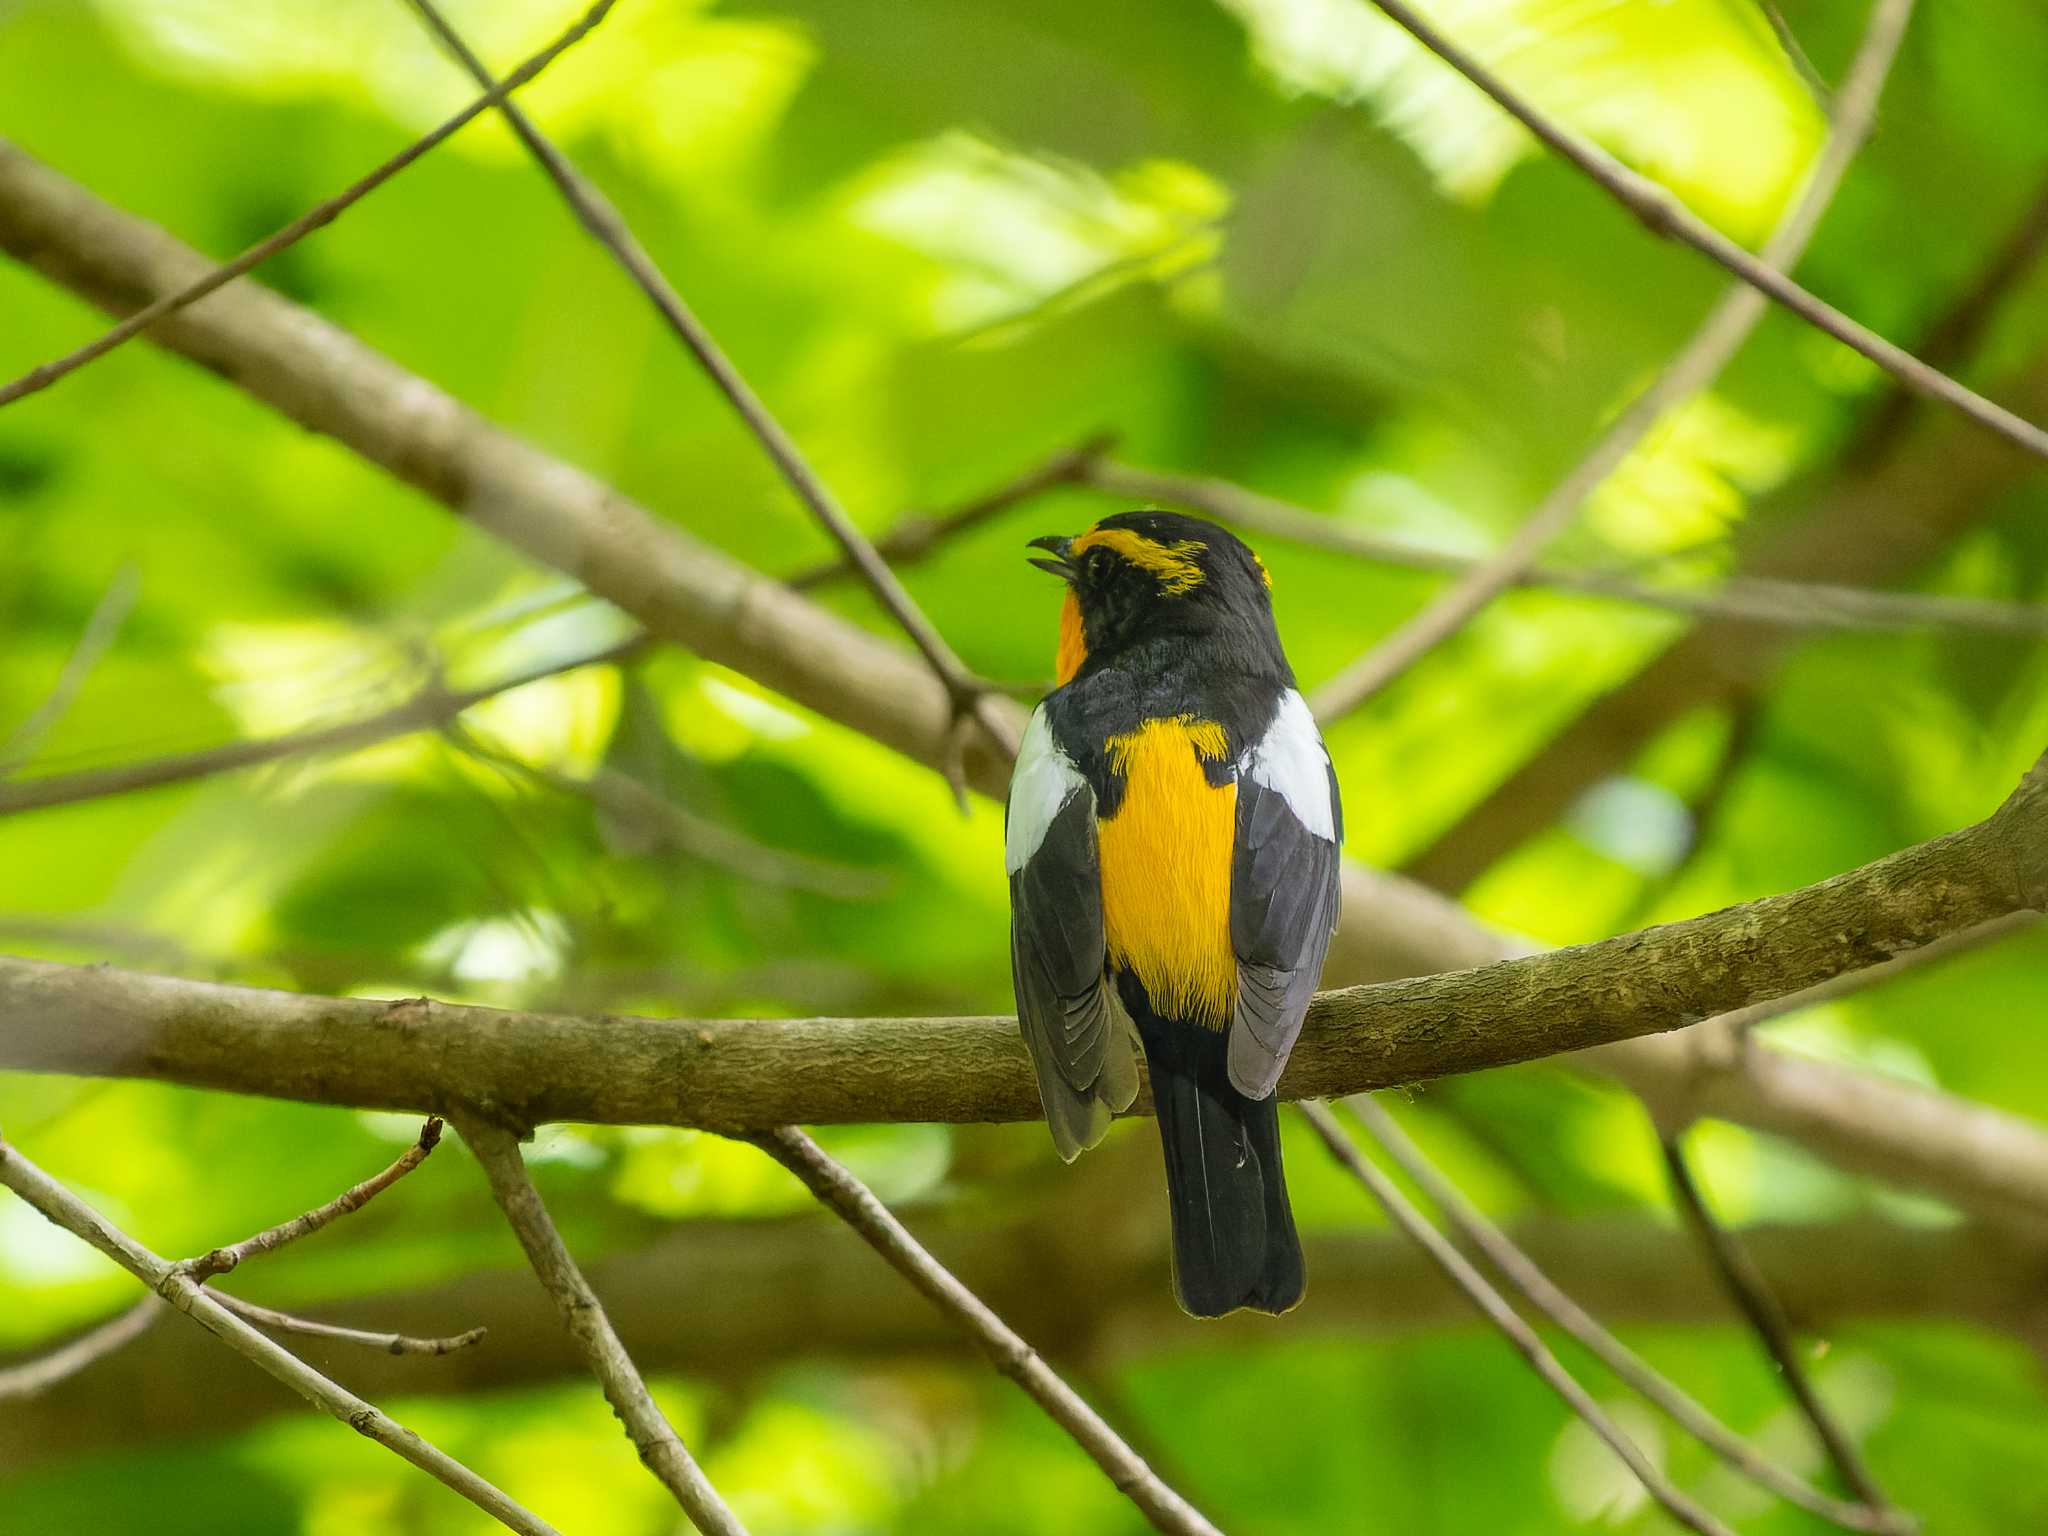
1028, 510, 1286, 682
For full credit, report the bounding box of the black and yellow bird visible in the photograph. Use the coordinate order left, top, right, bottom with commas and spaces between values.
1007, 510, 1342, 1317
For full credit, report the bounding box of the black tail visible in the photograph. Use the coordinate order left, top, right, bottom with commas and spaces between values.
1137, 1010, 1304, 1318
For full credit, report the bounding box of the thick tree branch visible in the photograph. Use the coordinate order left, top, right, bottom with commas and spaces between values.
0, 135, 2038, 1233
754, 1126, 1222, 1536
0, 1136, 559, 1535
5, 749, 2040, 1142
455, 1116, 746, 1535
1309, 0, 1914, 724
1360, 0, 2048, 461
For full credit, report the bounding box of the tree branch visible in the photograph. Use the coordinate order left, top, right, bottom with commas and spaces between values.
0, 133, 2037, 1233
5, 1207, 2034, 1470
1299, 1102, 1739, 1536
0, 1, 617, 411
454, 1116, 747, 1536
1360, 0, 2048, 461
0, 1135, 559, 1535
784, 434, 1116, 591
1083, 458, 2048, 638
751, 1125, 1223, 1536
209, 1292, 485, 1358
189, 1116, 446, 1279
1343, 1095, 1908, 1534
1660, 1129, 1897, 1515
0, 1298, 160, 1404
400, 0, 1016, 789
1308, 0, 1915, 724
0, 634, 646, 819
5, 748, 2040, 1146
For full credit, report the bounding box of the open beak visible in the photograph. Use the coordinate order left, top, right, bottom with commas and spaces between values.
1026, 534, 1076, 581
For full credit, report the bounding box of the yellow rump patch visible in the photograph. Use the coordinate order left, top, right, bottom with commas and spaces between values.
1071, 526, 1207, 595
1097, 716, 1236, 1028
1055, 589, 1087, 685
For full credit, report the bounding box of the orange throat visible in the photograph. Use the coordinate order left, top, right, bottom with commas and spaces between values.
1055, 590, 1087, 686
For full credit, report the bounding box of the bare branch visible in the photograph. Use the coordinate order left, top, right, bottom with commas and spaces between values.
0, 133, 2033, 1230
10, 747, 2038, 1147
6, 1208, 2035, 1466
0, 1298, 160, 1403
1083, 459, 2048, 639
400, 0, 1017, 786
1756, 0, 1835, 110
454, 1116, 747, 1536
449, 727, 890, 900
1298, 1102, 1739, 1536
1310, 0, 1916, 724
1848, 172, 2048, 467
786, 434, 1116, 590
0, 1, 617, 411
1343, 1095, 1910, 1534
0, 1135, 560, 1536
189, 1117, 446, 1280
0, 562, 138, 776
0, 634, 646, 820
1660, 1130, 1898, 1514
751, 1125, 1223, 1536
1361, 0, 2048, 461
211, 1292, 485, 1358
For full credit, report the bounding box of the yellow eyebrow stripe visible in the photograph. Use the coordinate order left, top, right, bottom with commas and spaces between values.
1071, 526, 1207, 594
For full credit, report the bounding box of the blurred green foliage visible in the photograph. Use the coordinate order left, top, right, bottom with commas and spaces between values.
3, 0, 2048, 1531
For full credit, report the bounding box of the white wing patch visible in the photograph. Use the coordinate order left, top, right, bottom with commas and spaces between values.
1006, 706, 1087, 874
1243, 688, 1337, 843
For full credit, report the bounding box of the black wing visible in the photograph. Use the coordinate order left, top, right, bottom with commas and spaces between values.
1229, 696, 1343, 1099
1007, 710, 1140, 1160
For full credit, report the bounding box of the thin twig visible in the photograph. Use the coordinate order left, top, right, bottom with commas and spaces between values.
1848, 172, 2048, 468
751, 1125, 1224, 1536
1756, 0, 1835, 110
0, 633, 647, 819
455, 1115, 748, 1536
1297, 1101, 1739, 1536
1660, 1130, 1898, 1515
785, 434, 1117, 590
0, 563, 138, 776
0, 1134, 559, 1536
401, 0, 1019, 792
189, 1117, 447, 1280
449, 726, 889, 900
1310, 0, 1918, 724
0, 1296, 161, 1402
1362, 0, 2048, 462
0, 1, 618, 411
1083, 458, 2048, 638
211, 1292, 486, 1357
1343, 1095, 1912, 1534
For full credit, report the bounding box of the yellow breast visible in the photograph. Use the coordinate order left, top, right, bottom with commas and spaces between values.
1097, 717, 1237, 1028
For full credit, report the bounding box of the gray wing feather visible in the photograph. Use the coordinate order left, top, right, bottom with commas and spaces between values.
1229, 753, 1342, 1099
1010, 787, 1140, 1160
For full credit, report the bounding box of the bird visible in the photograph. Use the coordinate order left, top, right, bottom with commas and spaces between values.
1006, 509, 1342, 1318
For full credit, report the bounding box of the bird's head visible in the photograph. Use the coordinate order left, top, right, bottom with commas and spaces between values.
1027, 510, 1277, 686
